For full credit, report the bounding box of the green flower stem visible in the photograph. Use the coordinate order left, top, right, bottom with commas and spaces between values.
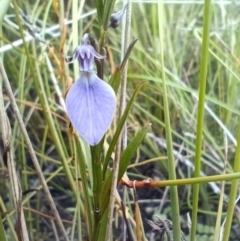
222, 122, 240, 241
157, 0, 181, 240
90, 145, 103, 241
191, 1, 212, 240
74, 137, 94, 240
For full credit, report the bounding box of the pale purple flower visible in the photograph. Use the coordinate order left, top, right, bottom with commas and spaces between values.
65, 34, 116, 146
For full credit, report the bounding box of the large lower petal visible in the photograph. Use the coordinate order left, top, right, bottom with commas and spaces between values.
66, 72, 116, 146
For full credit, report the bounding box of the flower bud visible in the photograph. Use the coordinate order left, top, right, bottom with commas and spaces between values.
108, 4, 128, 29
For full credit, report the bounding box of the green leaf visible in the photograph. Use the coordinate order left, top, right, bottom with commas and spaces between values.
99, 124, 150, 216
102, 0, 116, 30
120, 39, 138, 71
109, 39, 138, 94
102, 82, 145, 178
118, 124, 151, 181
108, 66, 121, 94
96, 206, 109, 241
95, 0, 104, 24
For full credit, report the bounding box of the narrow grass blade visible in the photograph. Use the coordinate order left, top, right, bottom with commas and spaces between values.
120, 39, 138, 71
109, 39, 138, 94
190, 1, 212, 240
222, 123, 240, 240
213, 133, 228, 241
158, 0, 181, 239
133, 183, 143, 241
0, 214, 7, 241
108, 66, 121, 94
0, 0, 10, 23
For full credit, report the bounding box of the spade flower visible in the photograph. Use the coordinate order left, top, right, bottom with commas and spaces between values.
65, 34, 116, 146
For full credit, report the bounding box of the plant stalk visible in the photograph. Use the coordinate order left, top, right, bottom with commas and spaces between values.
157, 0, 181, 240
190, 1, 212, 240
222, 122, 240, 240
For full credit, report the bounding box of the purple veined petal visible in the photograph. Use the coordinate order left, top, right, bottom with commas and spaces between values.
66, 72, 116, 146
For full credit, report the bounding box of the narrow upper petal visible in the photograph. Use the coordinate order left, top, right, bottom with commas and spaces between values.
76, 45, 105, 72
66, 72, 116, 145
65, 43, 106, 72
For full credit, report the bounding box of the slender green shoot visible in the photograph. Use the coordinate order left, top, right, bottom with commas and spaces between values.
191, 1, 212, 240
157, 0, 181, 240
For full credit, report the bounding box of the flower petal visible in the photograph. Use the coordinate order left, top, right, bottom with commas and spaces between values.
78, 45, 105, 71
66, 72, 116, 145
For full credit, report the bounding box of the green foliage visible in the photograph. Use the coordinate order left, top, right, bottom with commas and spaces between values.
109, 38, 138, 93
100, 123, 150, 216
0, 215, 7, 241
71, 81, 147, 240
1, 0, 240, 241
96, 0, 116, 30
103, 82, 145, 176
96, 0, 104, 24
108, 66, 121, 93
0, 0, 10, 24
74, 137, 94, 239
191, 1, 212, 240
186, 224, 215, 241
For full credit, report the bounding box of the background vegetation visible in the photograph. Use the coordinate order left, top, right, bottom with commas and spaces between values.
0, 0, 240, 240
